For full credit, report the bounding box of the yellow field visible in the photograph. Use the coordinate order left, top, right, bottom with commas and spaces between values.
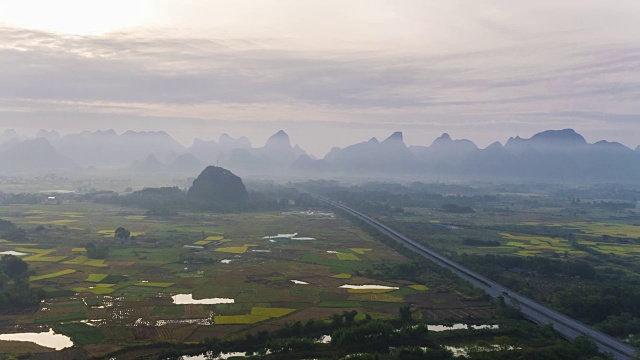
336, 253, 361, 261
214, 307, 296, 324
250, 307, 296, 317
18, 248, 67, 262
215, 244, 257, 254
205, 235, 225, 241
25, 219, 79, 225
500, 233, 579, 256
29, 269, 76, 281
72, 247, 87, 252
86, 274, 108, 282
565, 222, 640, 238
62, 256, 107, 267
193, 240, 212, 245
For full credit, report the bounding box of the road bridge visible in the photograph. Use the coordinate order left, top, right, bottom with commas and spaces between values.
316, 195, 636, 360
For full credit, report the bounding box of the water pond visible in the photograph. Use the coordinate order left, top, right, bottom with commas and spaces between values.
428, 324, 499, 332
172, 294, 235, 305
339, 285, 399, 290
0, 328, 73, 350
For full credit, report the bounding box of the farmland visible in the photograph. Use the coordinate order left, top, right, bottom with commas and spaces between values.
310, 181, 640, 350
0, 200, 497, 358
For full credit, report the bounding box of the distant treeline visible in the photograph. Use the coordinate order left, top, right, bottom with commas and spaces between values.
458, 254, 596, 279
90, 186, 321, 214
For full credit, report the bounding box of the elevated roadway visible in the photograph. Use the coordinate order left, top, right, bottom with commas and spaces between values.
316, 196, 636, 360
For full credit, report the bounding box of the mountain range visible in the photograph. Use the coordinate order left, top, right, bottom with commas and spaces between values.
1, 128, 639, 182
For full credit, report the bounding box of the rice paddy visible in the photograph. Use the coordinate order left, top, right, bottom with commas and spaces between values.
0, 202, 483, 357
336, 253, 361, 261
30, 269, 77, 281
215, 244, 258, 254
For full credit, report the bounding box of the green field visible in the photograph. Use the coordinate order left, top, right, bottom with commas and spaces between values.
2, 201, 457, 358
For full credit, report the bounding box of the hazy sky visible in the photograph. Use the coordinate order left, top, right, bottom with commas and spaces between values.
1, 0, 639, 156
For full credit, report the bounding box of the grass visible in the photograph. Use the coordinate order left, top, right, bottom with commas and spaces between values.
30, 269, 76, 281
350, 248, 373, 254
72, 247, 87, 252
72, 286, 115, 295
348, 293, 404, 302
409, 284, 429, 291
319, 300, 362, 308
332, 273, 353, 279
35, 312, 87, 324
54, 323, 103, 345
152, 305, 185, 317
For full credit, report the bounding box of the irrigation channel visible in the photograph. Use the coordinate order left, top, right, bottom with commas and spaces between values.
314, 195, 637, 360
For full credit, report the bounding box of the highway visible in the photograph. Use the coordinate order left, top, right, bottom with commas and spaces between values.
316, 196, 637, 360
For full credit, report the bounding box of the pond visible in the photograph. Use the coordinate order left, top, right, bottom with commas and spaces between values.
291, 280, 309, 285
0, 251, 29, 256
428, 324, 499, 332
182, 351, 248, 359
0, 328, 73, 350
339, 285, 399, 290
172, 294, 235, 305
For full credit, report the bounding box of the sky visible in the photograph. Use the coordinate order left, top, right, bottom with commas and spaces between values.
1, 0, 639, 156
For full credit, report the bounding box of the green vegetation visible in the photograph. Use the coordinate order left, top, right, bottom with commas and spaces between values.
0, 181, 633, 359
0, 255, 42, 308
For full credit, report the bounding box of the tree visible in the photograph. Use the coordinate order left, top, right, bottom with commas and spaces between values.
115, 227, 130, 240
86, 242, 109, 259
0, 254, 29, 279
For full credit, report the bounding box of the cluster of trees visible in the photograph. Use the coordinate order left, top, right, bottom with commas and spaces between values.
462, 238, 501, 247
553, 285, 640, 325
117, 186, 312, 214
86, 242, 109, 259
0, 255, 42, 309
0, 219, 27, 241
459, 254, 596, 279
440, 203, 475, 213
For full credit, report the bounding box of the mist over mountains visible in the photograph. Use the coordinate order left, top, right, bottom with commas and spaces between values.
1, 128, 639, 183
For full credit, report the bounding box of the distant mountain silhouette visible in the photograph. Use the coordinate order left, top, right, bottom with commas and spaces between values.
410, 133, 478, 171
0, 130, 18, 144
0, 138, 78, 172
37, 129, 186, 167
3, 127, 640, 182
314, 132, 419, 173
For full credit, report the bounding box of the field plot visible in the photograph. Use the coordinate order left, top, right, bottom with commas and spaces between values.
499, 233, 582, 256
0, 202, 486, 357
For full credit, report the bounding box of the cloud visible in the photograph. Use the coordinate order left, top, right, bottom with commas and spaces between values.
1, 14, 640, 154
